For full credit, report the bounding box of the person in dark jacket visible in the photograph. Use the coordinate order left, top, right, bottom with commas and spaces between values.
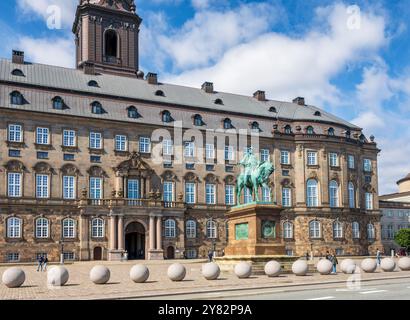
37, 256, 44, 272
331, 253, 338, 274
208, 251, 214, 262
43, 257, 49, 271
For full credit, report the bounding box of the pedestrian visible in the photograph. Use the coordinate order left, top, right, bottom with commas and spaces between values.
43, 256, 48, 271
325, 251, 332, 261
376, 248, 381, 266
37, 255, 44, 272
305, 251, 309, 261
208, 251, 213, 262
331, 253, 338, 274
124, 251, 128, 261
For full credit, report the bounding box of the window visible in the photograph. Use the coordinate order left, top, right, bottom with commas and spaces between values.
284, 125, 292, 134
88, 80, 99, 87
285, 249, 294, 257
10, 91, 23, 105
155, 90, 165, 97
206, 184, 216, 205
348, 155, 355, 169
251, 121, 260, 132
283, 222, 293, 239
329, 180, 339, 208
162, 139, 173, 156
367, 223, 375, 240
104, 29, 118, 58
163, 182, 174, 202
333, 221, 343, 238
89, 132, 102, 149
215, 98, 223, 105
223, 118, 232, 130
206, 220, 217, 239
282, 170, 290, 176
64, 154, 75, 161
205, 144, 215, 160
244, 187, 252, 204
63, 252, 75, 261
63, 130, 76, 147
8, 124, 22, 142
165, 219, 176, 238
91, 218, 104, 238
345, 130, 351, 139
206, 164, 215, 171
186, 220, 196, 239
328, 127, 335, 136
306, 126, 314, 135
329, 152, 338, 167
348, 182, 355, 208
36, 174, 49, 198
363, 159, 372, 172
225, 146, 234, 161
91, 101, 104, 114
280, 150, 290, 165
52, 97, 64, 110
365, 193, 373, 210
139, 137, 151, 153
184, 142, 195, 158
90, 155, 101, 163
225, 185, 235, 205
63, 176, 76, 200
8, 173, 22, 197
127, 106, 140, 119
306, 179, 319, 207
282, 188, 291, 207
352, 222, 360, 239
7, 217, 22, 238
186, 249, 197, 259
63, 219, 75, 238
7, 253, 20, 262
309, 221, 321, 238
261, 149, 270, 162
37, 152, 48, 159
387, 225, 394, 239
115, 135, 127, 152
307, 151, 317, 166
225, 165, 234, 173
127, 179, 140, 199
269, 106, 277, 113
262, 186, 271, 202
186, 163, 195, 170
90, 177, 102, 199
36, 218, 49, 239
11, 69, 25, 77
9, 150, 21, 157
36, 127, 49, 145
185, 183, 196, 204
193, 114, 203, 126
162, 110, 172, 123
314, 111, 321, 117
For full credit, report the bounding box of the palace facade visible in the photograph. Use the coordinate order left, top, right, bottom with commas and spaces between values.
0, 0, 382, 263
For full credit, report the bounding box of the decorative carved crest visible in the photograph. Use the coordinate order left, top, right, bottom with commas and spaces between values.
204, 174, 220, 184
363, 183, 376, 193
60, 164, 81, 176
281, 178, 295, 188
114, 152, 152, 177
33, 162, 54, 174
161, 170, 178, 182
223, 175, 236, 185
184, 172, 200, 183
4, 160, 26, 172
87, 166, 107, 177
308, 171, 318, 180
330, 172, 339, 182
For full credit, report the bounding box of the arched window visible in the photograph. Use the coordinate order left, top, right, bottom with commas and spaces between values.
186, 220, 196, 238
35, 218, 49, 239
91, 101, 104, 115
165, 219, 176, 238
63, 218, 75, 239
283, 221, 293, 239
223, 118, 232, 130
88, 80, 99, 87
251, 121, 260, 132
367, 223, 375, 240
306, 126, 314, 135
155, 90, 165, 97
269, 106, 277, 113
333, 221, 343, 239
345, 130, 351, 139
10, 91, 24, 105
328, 127, 335, 136
52, 96, 64, 110
104, 29, 118, 58
352, 222, 360, 239
11, 69, 25, 77
214, 98, 223, 105
127, 106, 140, 119
162, 110, 172, 123
7, 217, 22, 238
329, 180, 339, 208
359, 134, 366, 143
91, 218, 104, 238
309, 220, 321, 238
306, 179, 319, 207
284, 125, 292, 134
193, 114, 203, 126
348, 182, 355, 208
206, 220, 217, 239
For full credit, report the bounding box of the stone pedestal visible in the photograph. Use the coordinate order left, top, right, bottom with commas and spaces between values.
108, 250, 124, 261
148, 249, 164, 260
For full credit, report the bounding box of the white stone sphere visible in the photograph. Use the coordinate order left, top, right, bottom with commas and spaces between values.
361, 258, 377, 273
201, 263, 220, 280
380, 258, 396, 272
264, 261, 281, 277
234, 262, 252, 279
398, 257, 410, 271
2, 268, 25, 288
340, 259, 356, 274
90, 265, 110, 284
316, 259, 333, 275
130, 264, 150, 283
292, 260, 308, 276
47, 266, 69, 287
167, 263, 186, 281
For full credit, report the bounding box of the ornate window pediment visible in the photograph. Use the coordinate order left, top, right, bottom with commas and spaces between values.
224, 175, 236, 185
4, 160, 26, 172
281, 178, 294, 188
184, 172, 200, 183
308, 171, 318, 180
114, 152, 152, 176
204, 174, 219, 184
363, 183, 376, 193
60, 164, 81, 176
33, 162, 54, 174
87, 166, 107, 177
161, 170, 178, 182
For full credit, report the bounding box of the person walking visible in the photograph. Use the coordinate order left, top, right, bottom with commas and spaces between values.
325, 251, 332, 261
376, 248, 382, 266
43, 256, 48, 271
208, 251, 213, 262
37, 255, 44, 272
331, 253, 338, 274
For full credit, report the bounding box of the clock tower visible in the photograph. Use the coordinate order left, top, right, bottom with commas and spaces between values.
72, 0, 142, 77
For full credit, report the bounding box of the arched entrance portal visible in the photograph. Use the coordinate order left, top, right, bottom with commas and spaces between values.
125, 222, 146, 260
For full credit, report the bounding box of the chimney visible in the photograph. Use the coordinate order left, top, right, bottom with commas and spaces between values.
12, 50, 24, 64
83, 61, 95, 75
293, 97, 305, 106
201, 82, 214, 94
146, 72, 158, 85
253, 90, 266, 101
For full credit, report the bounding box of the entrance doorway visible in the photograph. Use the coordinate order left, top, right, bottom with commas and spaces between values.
94, 247, 102, 260
125, 222, 146, 260
167, 246, 175, 259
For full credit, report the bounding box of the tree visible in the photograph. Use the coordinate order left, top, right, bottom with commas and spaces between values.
394, 229, 410, 250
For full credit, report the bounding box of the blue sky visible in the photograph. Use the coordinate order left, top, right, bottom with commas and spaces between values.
1, 0, 410, 194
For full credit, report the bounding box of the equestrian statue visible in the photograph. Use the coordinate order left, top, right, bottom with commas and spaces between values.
235, 147, 275, 205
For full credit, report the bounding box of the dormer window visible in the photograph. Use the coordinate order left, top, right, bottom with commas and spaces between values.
250, 121, 260, 132
306, 126, 314, 135
11, 69, 25, 77
223, 118, 233, 130
193, 114, 204, 126
314, 111, 321, 117
127, 106, 140, 119
91, 101, 104, 115
155, 90, 165, 97
214, 98, 223, 105
359, 134, 366, 143
162, 110, 173, 123
52, 96, 64, 110
88, 80, 99, 87
269, 106, 277, 113
345, 130, 351, 139
328, 127, 335, 136
284, 125, 292, 134
10, 91, 24, 105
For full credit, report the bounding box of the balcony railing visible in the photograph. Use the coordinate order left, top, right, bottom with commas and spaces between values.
85, 198, 186, 209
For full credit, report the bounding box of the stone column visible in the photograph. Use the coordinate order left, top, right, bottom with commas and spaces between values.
109, 214, 117, 251
156, 216, 162, 250
79, 212, 90, 261
115, 175, 123, 195
118, 215, 124, 251
149, 215, 155, 250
